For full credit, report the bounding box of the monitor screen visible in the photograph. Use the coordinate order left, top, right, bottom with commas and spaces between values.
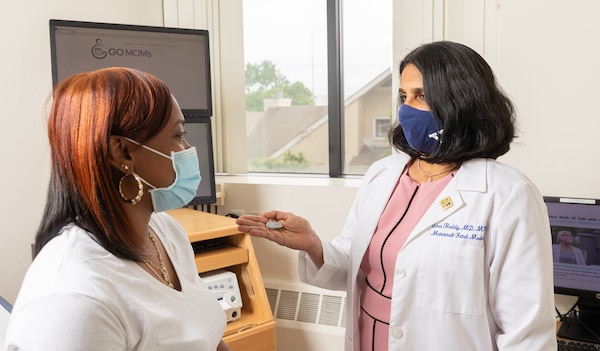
544, 196, 600, 343
49, 19, 212, 119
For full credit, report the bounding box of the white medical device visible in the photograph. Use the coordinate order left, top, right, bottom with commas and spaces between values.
200, 269, 243, 322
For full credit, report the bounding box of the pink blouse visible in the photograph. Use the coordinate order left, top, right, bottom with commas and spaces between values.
359, 168, 455, 351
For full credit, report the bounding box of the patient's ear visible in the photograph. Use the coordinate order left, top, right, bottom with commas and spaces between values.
108, 136, 132, 170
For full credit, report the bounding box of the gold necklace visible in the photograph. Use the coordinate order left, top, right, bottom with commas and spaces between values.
143, 231, 174, 288
416, 159, 459, 182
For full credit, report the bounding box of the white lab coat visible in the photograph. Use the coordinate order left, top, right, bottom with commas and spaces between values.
298, 154, 557, 351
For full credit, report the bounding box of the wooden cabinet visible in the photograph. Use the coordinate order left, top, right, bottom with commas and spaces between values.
167, 208, 276, 351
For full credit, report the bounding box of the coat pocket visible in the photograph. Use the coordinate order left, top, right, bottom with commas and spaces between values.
415, 243, 485, 315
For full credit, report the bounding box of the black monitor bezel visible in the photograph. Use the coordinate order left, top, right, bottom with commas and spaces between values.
186, 118, 217, 206
49, 19, 213, 119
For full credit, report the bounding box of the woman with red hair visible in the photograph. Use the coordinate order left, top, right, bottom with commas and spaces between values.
6, 67, 231, 351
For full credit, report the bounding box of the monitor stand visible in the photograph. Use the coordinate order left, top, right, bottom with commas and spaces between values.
557, 304, 600, 344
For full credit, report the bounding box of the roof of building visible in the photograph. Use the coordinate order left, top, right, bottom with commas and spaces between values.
247, 69, 393, 162
247, 105, 328, 159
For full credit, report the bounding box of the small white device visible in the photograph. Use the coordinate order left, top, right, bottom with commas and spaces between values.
200, 269, 243, 322
266, 221, 283, 229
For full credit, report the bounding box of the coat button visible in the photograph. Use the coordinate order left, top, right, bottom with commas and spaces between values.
396, 268, 406, 279
391, 327, 403, 339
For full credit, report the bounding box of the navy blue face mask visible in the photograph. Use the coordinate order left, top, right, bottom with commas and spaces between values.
398, 104, 443, 154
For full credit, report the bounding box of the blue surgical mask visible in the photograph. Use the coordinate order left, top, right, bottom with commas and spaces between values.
125, 137, 201, 212
398, 104, 443, 154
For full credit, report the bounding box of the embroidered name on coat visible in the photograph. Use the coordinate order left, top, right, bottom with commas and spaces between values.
430, 222, 486, 240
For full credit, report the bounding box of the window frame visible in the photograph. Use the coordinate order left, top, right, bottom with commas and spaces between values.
326, 0, 345, 178
373, 117, 391, 141
165, 0, 450, 179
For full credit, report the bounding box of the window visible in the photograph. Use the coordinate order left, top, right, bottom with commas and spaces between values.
243, 0, 393, 176
342, 0, 393, 175
373, 117, 391, 140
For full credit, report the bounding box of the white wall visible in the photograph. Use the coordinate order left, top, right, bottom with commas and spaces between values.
492, 0, 600, 199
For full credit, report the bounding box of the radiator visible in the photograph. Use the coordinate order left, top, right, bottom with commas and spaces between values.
263, 279, 346, 350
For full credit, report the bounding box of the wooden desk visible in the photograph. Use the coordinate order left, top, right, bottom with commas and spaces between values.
167, 208, 276, 351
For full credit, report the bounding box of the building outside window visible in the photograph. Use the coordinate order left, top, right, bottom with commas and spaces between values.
373, 116, 391, 141
243, 0, 393, 176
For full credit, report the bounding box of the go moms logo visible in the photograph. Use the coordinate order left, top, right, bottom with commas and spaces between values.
91, 39, 152, 59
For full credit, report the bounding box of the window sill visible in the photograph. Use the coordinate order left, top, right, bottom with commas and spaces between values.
216, 173, 362, 188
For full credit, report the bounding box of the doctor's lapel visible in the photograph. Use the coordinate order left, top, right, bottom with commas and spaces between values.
405, 186, 465, 248
351, 162, 406, 273
402, 159, 488, 248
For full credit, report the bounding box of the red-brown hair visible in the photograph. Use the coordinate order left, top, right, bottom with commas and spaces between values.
35, 67, 173, 260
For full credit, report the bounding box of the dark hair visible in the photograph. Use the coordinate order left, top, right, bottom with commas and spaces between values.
388, 41, 517, 163
35, 67, 173, 259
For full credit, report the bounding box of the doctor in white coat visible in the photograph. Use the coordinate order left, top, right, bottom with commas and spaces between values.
236, 41, 556, 351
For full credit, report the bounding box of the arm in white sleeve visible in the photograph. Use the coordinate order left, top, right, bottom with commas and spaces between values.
489, 182, 556, 350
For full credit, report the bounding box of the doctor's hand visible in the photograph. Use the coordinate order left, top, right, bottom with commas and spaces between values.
236, 211, 324, 268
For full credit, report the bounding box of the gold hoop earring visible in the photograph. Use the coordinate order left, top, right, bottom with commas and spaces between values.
119, 171, 144, 205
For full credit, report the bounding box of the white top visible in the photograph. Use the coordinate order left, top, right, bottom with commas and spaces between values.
5, 212, 226, 351
298, 155, 557, 351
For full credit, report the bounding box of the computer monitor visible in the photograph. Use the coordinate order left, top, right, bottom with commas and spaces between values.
49, 19, 217, 205
544, 196, 600, 343
49, 19, 212, 119
186, 119, 217, 206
